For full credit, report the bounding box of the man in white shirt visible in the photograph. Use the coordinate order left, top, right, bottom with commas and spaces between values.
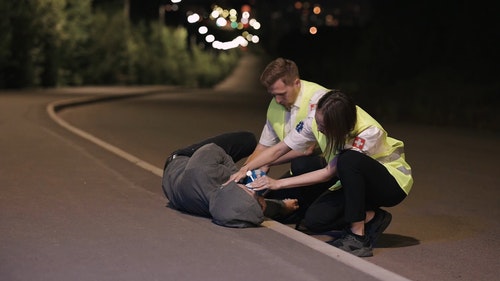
243, 58, 336, 224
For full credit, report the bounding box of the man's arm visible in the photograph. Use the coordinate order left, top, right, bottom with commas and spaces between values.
266, 142, 317, 165
243, 143, 268, 165
245, 142, 317, 170
226, 141, 292, 184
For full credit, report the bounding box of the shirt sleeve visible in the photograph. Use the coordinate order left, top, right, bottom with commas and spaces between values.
345, 126, 385, 156
284, 117, 317, 152
258, 121, 280, 147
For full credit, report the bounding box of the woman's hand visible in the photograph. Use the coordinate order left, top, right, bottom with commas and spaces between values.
247, 175, 280, 191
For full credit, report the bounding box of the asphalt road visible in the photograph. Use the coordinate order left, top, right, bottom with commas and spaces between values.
1, 54, 499, 281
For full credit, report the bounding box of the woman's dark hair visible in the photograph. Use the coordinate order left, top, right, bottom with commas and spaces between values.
316, 90, 357, 156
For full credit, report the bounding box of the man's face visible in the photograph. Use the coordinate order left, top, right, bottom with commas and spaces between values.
267, 78, 300, 111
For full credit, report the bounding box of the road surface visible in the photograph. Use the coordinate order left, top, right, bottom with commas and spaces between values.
1, 54, 499, 281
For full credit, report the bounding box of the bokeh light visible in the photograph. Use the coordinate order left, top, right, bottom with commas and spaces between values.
184, 3, 261, 50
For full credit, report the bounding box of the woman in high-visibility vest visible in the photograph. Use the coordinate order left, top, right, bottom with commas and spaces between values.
229, 90, 413, 257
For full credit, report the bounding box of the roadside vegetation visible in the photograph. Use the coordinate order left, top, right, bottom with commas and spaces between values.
0, 0, 241, 89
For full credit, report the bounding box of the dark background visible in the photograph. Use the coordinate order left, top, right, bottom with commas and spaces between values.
121, 0, 499, 87
122, 0, 500, 130
2, 0, 499, 131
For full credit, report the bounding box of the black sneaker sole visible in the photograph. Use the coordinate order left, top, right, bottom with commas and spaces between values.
328, 238, 374, 257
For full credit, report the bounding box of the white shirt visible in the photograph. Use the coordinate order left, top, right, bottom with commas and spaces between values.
259, 90, 326, 147
284, 111, 386, 157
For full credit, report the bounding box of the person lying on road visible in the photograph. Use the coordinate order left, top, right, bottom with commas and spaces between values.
162, 131, 298, 228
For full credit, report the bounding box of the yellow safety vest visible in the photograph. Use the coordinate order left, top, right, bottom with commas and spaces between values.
267, 80, 328, 140
314, 106, 413, 194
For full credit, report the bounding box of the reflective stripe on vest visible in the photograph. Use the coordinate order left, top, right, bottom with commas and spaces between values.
317, 106, 413, 195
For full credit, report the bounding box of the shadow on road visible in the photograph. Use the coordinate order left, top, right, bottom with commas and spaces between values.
376, 234, 420, 249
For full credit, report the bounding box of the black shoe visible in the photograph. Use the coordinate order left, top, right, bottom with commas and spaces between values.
366, 208, 392, 246
328, 228, 373, 257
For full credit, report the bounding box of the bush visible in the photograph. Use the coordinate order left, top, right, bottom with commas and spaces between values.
0, 3, 242, 89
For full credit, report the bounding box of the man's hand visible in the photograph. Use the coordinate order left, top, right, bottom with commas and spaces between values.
224, 168, 248, 185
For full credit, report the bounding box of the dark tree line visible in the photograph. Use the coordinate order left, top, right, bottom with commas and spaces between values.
0, 0, 241, 89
